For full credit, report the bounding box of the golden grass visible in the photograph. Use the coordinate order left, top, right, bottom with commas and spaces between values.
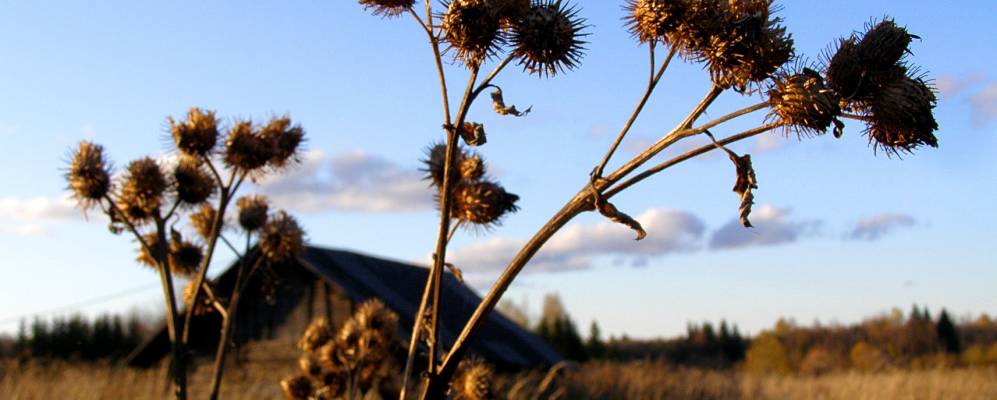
3, 360, 996, 399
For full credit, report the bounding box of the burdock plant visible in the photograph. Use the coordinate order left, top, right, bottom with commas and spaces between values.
355, 1, 939, 399
64, 108, 307, 400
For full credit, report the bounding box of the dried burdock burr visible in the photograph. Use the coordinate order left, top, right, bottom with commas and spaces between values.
224, 120, 273, 172
865, 74, 938, 154
451, 359, 494, 400
260, 210, 305, 262
299, 356, 323, 378
189, 204, 220, 240
824, 37, 864, 100
665, 0, 727, 57
118, 157, 168, 223
625, 0, 688, 44
856, 19, 916, 72
443, 0, 504, 68
168, 235, 204, 277
136, 232, 162, 268
66, 141, 112, 208
182, 280, 216, 316
700, 0, 794, 92
236, 195, 269, 232
511, 0, 587, 77
173, 156, 215, 206
299, 318, 334, 352
280, 375, 313, 400
423, 143, 482, 187
258, 115, 304, 169
768, 68, 843, 137
357, 0, 416, 17
459, 154, 486, 182
495, 0, 530, 27
452, 180, 520, 226
168, 107, 218, 158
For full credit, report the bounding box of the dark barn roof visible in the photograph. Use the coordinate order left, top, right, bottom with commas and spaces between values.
128, 246, 560, 369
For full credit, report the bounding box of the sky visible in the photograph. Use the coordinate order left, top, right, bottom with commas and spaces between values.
0, 1, 995, 339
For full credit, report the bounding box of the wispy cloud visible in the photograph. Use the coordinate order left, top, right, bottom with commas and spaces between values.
256, 150, 433, 213
969, 83, 997, 127
935, 73, 997, 126
449, 208, 705, 273
847, 213, 917, 241
0, 196, 82, 238
709, 206, 821, 250
752, 134, 787, 153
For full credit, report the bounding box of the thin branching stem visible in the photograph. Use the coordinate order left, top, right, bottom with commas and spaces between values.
208, 233, 259, 400
840, 112, 870, 121
203, 156, 225, 188
605, 123, 784, 198
469, 54, 516, 102
592, 46, 678, 180
220, 235, 244, 259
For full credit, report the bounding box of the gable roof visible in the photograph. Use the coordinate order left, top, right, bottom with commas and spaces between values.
127, 245, 561, 369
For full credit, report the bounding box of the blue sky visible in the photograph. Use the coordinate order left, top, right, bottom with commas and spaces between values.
0, 1, 994, 338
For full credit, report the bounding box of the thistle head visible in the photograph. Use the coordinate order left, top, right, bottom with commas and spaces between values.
236, 195, 269, 232
280, 375, 312, 400
169, 107, 218, 157
768, 67, 843, 137
357, 0, 416, 17
258, 115, 304, 169
625, 0, 688, 44
452, 180, 520, 227
824, 37, 864, 100
856, 19, 915, 71
173, 156, 215, 206
451, 359, 494, 400
224, 120, 273, 172
299, 318, 333, 352
260, 211, 305, 263
168, 235, 204, 277
865, 75, 938, 154
118, 157, 168, 223
354, 299, 398, 345
700, 0, 794, 92
66, 141, 112, 208
443, 0, 504, 68
189, 204, 220, 240
511, 0, 587, 77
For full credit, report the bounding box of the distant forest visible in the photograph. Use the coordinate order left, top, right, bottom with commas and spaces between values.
0, 313, 149, 362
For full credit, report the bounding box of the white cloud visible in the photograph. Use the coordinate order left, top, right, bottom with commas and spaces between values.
752, 134, 786, 153
935, 73, 986, 98
0, 196, 84, 238
847, 213, 917, 241
969, 83, 997, 127
449, 208, 705, 273
709, 206, 821, 250
256, 149, 433, 213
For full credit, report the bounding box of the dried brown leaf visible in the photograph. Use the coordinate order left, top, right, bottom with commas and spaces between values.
490, 87, 532, 117
591, 186, 646, 240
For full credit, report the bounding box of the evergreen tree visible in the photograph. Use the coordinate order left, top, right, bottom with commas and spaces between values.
936, 309, 961, 354
586, 321, 606, 359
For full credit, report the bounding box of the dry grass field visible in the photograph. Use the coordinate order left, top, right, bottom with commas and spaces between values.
3, 360, 997, 400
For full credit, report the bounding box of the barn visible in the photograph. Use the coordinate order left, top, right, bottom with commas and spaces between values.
127, 245, 560, 369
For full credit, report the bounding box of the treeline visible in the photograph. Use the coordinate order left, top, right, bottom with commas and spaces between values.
522, 296, 997, 373
743, 306, 997, 374
3, 313, 150, 362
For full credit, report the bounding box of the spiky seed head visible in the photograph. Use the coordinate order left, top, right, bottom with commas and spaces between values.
866, 75, 938, 154
189, 204, 220, 240
260, 211, 305, 262
452, 181, 520, 226
298, 355, 322, 378
299, 318, 333, 352
224, 120, 273, 172
354, 299, 399, 345
699, 0, 794, 92
459, 155, 486, 182
236, 195, 269, 231
443, 0, 504, 68
318, 341, 342, 370
169, 237, 203, 277
336, 319, 363, 363
452, 359, 495, 400
173, 156, 215, 205
136, 233, 161, 268
169, 107, 219, 157
258, 115, 304, 168
664, 0, 727, 56
625, 0, 688, 44
357, 0, 415, 17
768, 68, 843, 137
495, 0, 530, 27
824, 38, 864, 100
317, 370, 346, 399
66, 141, 112, 208
857, 19, 914, 71
511, 0, 587, 77
118, 157, 168, 223
280, 375, 312, 400
423, 143, 449, 187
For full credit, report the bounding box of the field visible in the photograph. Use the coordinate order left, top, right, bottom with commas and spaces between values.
3, 360, 997, 400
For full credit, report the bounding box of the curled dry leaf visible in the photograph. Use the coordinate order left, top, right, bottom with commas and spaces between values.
590, 185, 646, 240
453, 122, 487, 147
490, 87, 532, 117
445, 262, 465, 284
706, 131, 758, 227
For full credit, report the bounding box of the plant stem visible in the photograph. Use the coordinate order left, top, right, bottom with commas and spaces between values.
181, 188, 231, 344
208, 235, 260, 400
592, 46, 677, 180
605, 122, 784, 198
